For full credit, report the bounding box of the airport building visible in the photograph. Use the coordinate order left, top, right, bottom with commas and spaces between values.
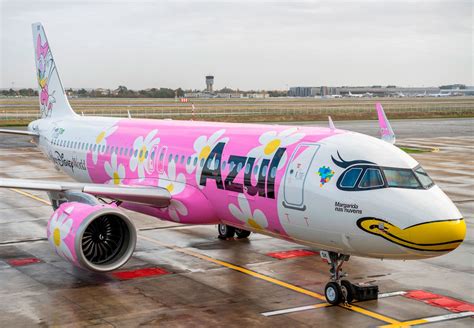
289, 86, 442, 97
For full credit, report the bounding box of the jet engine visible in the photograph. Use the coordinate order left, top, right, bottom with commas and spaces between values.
47, 201, 137, 272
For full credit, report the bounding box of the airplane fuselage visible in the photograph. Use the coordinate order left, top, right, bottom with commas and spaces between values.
28, 115, 465, 260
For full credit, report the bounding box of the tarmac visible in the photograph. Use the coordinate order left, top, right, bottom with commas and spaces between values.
0, 118, 472, 327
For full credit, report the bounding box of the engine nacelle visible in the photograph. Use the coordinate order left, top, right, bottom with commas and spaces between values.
47, 202, 137, 272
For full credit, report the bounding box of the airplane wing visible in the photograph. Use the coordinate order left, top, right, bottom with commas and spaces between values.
0, 129, 38, 136
0, 178, 171, 207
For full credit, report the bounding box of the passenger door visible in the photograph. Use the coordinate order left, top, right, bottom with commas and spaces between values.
283, 143, 320, 210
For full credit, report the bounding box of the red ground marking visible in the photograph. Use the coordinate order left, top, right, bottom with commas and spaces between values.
404, 290, 474, 313
112, 267, 170, 280
267, 249, 317, 259
8, 258, 41, 267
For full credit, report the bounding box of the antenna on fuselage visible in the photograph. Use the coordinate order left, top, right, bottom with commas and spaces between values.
328, 116, 336, 131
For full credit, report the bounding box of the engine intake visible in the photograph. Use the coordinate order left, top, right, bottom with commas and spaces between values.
47, 202, 136, 272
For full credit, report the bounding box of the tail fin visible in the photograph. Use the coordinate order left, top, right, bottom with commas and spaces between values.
375, 103, 396, 144
32, 23, 76, 119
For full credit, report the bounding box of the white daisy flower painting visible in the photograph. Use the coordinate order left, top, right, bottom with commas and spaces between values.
247, 127, 305, 171
186, 129, 229, 186
105, 153, 126, 185
158, 161, 188, 222
91, 125, 118, 165
48, 206, 75, 262
130, 129, 160, 181
229, 194, 268, 230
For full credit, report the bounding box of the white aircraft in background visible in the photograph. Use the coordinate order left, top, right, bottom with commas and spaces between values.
347, 91, 364, 98
429, 91, 452, 98
0, 23, 466, 306
415, 91, 427, 97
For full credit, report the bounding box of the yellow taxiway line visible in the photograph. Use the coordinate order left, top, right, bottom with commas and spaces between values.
140, 234, 401, 325
8, 188, 401, 325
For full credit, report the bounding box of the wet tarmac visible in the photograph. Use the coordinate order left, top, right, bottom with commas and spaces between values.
0, 119, 473, 327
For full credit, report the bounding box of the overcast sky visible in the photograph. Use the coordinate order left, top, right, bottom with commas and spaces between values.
1, 0, 472, 90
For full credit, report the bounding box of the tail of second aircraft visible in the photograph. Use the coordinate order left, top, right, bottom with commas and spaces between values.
32, 23, 76, 119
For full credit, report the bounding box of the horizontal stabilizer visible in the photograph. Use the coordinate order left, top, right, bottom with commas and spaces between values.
0, 178, 170, 207
0, 129, 38, 136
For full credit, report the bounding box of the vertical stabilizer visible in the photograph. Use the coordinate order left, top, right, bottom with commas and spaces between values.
375, 103, 396, 144
32, 23, 76, 119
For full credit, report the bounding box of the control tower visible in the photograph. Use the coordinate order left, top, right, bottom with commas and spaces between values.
205, 75, 214, 92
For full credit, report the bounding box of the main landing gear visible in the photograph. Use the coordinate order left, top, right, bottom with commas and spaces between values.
320, 251, 378, 305
217, 224, 251, 239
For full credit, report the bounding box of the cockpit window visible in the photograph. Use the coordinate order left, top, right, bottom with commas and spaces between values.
383, 168, 421, 188
340, 168, 363, 188
358, 168, 384, 188
414, 166, 434, 188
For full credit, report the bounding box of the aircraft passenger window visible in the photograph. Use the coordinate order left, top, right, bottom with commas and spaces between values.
359, 168, 384, 189
193, 157, 198, 166
237, 162, 243, 172
187, 156, 191, 165
253, 165, 259, 175
207, 159, 212, 169
262, 165, 268, 177
229, 161, 235, 171
340, 168, 363, 188
222, 161, 227, 169
215, 159, 220, 169
180, 155, 185, 164
270, 167, 277, 178
134, 149, 138, 157
168, 154, 173, 162
200, 158, 205, 167
245, 163, 251, 174
159, 152, 164, 161
175, 154, 179, 163
383, 168, 421, 189
145, 150, 149, 158
120, 147, 124, 155
67, 141, 70, 148
414, 166, 434, 188
102, 145, 106, 152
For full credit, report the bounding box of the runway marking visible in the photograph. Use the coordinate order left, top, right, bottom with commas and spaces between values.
379, 311, 474, 327
261, 303, 330, 316
139, 234, 401, 325
8, 188, 51, 206
262, 291, 407, 317
8, 190, 402, 325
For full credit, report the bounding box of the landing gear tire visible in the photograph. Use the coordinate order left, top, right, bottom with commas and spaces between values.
218, 224, 235, 239
235, 229, 251, 239
325, 281, 343, 305
341, 280, 355, 303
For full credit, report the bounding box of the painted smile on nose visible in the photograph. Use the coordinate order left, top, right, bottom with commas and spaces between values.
357, 218, 466, 252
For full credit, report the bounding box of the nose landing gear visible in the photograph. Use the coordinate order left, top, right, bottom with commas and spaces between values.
320, 251, 378, 305
321, 251, 352, 305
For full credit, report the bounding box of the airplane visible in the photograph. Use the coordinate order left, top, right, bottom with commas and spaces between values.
429, 91, 452, 97
347, 91, 364, 98
415, 91, 427, 97
0, 23, 466, 305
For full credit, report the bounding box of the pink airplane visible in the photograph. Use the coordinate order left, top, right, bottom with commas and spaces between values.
0, 24, 465, 305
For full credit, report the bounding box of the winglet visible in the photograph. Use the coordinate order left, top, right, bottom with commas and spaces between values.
376, 103, 396, 144
328, 116, 335, 130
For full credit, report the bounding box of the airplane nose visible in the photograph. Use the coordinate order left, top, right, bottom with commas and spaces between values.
408, 218, 466, 252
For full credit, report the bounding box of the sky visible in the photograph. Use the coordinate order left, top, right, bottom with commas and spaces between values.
0, 0, 472, 90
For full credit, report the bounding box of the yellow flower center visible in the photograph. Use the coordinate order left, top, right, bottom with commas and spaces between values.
39, 78, 47, 88
138, 145, 147, 163
113, 172, 121, 185
166, 183, 174, 193
53, 227, 61, 247
199, 145, 211, 160
264, 139, 281, 155
248, 218, 263, 230
96, 131, 106, 144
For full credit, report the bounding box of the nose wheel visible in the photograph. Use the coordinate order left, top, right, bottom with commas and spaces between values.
321, 251, 352, 305
218, 224, 251, 239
